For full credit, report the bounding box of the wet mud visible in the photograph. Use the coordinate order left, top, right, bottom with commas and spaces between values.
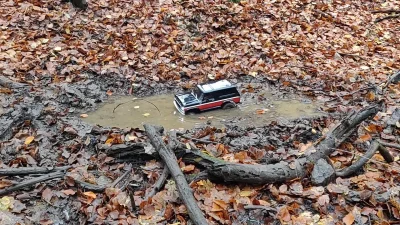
83, 91, 323, 131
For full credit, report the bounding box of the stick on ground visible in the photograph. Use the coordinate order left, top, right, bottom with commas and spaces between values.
336, 141, 393, 177
145, 166, 169, 200
0, 171, 65, 196
144, 124, 208, 225
378, 140, 400, 150
0, 166, 71, 176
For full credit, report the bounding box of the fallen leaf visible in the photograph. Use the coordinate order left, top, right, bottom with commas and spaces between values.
80, 114, 88, 118
42, 188, 53, 203
317, 195, 330, 206
54, 46, 62, 51
106, 90, 113, 96
40, 219, 53, 225
25, 136, 35, 145
181, 164, 195, 172
83, 191, 97, 199
0, 180, 12, 189
343, 211, 355, 225
358, 133, 371, 142
256, 109, 265, 114
239, 190, 253, 197
277, 206, 291, 222
61, 189, 76, 196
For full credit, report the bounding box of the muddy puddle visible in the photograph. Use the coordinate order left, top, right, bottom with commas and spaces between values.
83, 93, 324, 131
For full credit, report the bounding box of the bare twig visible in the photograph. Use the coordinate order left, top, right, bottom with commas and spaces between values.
179, 134, 218, 144
375, 14, 400, 23
0, 166, 71, 176
378, 140, 400, 150
313, 9, 352, 28
73, 179, 106, 192
0, 76, 28, 89
110, 164, 132, 188
371, 9, 400, 14
144, 166, 169, 200
0, 172, 65, 196
244, 205, 277, 212
72, 165, 132, 192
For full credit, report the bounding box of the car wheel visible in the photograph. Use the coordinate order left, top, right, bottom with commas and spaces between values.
186, 110, 197, 115
222, 102, 235, 109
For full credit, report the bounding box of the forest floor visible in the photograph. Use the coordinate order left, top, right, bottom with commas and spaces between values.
0, 0, 399, 224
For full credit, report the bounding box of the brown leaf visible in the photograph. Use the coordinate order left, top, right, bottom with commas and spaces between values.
181, 164, 195, 173
83, 191, 96, 199
164, 204, 174, 220
343, 211, 355, 225
277, 206, 291, 222
213, 199, 228, 210
234, 151, 248, 163
0, 180, 12, 189
40, 220, 53, 225
357, 133, 371, 142
42, 188, 53, 203
61, 189, 76, 196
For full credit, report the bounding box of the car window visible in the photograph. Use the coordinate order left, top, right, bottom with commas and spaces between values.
217, 88, 238, 100
192, 87, 203, 100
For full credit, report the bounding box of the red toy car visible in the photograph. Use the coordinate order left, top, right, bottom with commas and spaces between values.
174, 80, 240, 115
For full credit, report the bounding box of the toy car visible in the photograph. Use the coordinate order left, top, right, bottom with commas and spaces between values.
174, 80, 240, 115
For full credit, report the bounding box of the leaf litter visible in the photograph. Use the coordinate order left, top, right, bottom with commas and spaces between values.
0, 0, 399, 224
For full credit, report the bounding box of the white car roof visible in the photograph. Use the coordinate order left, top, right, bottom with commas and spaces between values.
198, 80, 233, 93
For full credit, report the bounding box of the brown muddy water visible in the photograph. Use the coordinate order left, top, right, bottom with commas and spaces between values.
83, 93, 324, 131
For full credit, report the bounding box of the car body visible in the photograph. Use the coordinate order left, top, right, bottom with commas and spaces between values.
174, 80, 240, 115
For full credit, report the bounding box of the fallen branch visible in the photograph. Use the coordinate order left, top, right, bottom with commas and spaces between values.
144, 124, 208, 225
375, 14, 400, 23
378, 140, 400, 150
145, 166, 169, 200
178, 134, 218, 144
0, 76, 28, 89
0, 166, 71, 176
371, 9, 400, 14
382, 70, 400, 91
74, 179, 106, 192
205, 104, 381, 184
244, 205, 277, 212
313, 9, 352, 28
336, 141, 393, 177
0, 172, 65, 196
72, 165, 132, 192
